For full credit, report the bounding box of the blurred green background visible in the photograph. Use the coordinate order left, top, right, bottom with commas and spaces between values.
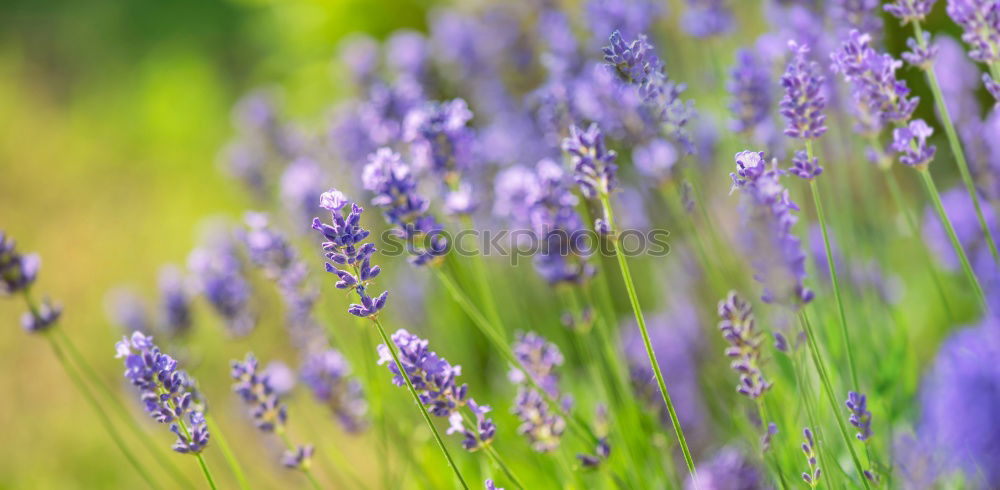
0, 0, 426, 487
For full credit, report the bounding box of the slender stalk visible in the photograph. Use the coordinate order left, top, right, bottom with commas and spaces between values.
432, 267, 601, 445
484, 445, 525, 490
805, 142, 859, 391
163, 394, 217, 490
459, 215, 505, 332
597, 193, 697, 484
44, 333, 163, 490
204, 415, 251, 490
193, 454, 218, 490
371, 316, 470, 490
917, 168, 987, 309
792, 346, 836, 489
755, 400, 788, 490
880, 165, 954, 320
799, 310, 871, 490
912, 21, 1000, 264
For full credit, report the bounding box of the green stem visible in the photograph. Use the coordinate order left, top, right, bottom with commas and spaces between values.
371, 316, 470, 490
597, 193, 698, 484
44, 333, 163, 490
484, 445, 525, 490
432, 267, 601, 445
755, 400, 788, 490
162, 393, 216, 490
913, 21, 1000, 264
204, 415, 251, 490
460, 215, 505, 333
792, 346, 835, 489
48, 327, 196, 489
917, 168, 987, 309
805, 141, 859, 391
880, 165, 954, 320
799, 310, 871, 490
193, 453, 218, 490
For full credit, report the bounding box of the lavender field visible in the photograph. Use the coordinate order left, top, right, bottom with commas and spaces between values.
2, 0, 1000, 488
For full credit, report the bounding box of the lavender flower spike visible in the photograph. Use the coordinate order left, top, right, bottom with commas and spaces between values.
717, 292, 771, 399
780, 41, 828, 140
846, 391, 873, 442
884, 0, 936, 24
116, 331, 209, 453
300, 349, 367, 433
801, 428, 821, 487
892, 119, 937, 168
509, 332, 569, 452
789, 150, 823, 180
0, 231, 39, 296
946, 0, 1000, 63
231, 352, 288, 432
727, 48, 773, 133
562, 123, 618, 199
830, 30, 919, 129
311, 189, 387, 318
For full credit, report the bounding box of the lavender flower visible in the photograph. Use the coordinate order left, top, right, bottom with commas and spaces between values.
830, 0, 883, 36
884, 0, 937, 23
509, 333, 569, 452
311, 189, 387, 318
731, 151, 814, 306
917, 321, 1000, 486
891, 119, 937, 168
830, 31, 919, 131
0, 231, 39, 296
403, 98, 475, 179
231, 352, 288, 432
801, 428, 821, 487
780, 41, 828, 140
684, 447, 764, 490
362, 148, 448, 266
300, 349, 367, 433
903, 32, 939, 68
485, 480, 502, 490
602, 31, 694, 148
377, 329, 495, 450
682, 0, 734, 39
21, 297, 62, 333
157, 265, 192, 337
562, 123, 618, 199
241, 212, 296, 278
718, 292, 772, 399
188, 236, 256, 336
633, 138, 679, 183
727, 49, 773, 133
282, 444, 315, 470
986, 74, 1000, 103
846, 391, 873, 442
116, 332, 209, 453
788, 150, 823, 180
946, 0, 1000, 63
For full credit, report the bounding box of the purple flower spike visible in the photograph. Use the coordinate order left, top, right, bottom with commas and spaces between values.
0, 231, 39, 296
892, 119, 937, 168
985, 74, 1000, 103
780, 41, 828, 140
946, 0, 1000, 63
731, 151, 813, 307
788, 150, 824, 180
831, 30, 919, 131
509, 333, 569, 452
718, 292, 771, 399
846, 391, 873, 442
404, 98, 475, 179
312, 189, 388, 318
682, 0, 734, 39
728, 48, 773, 133
903, 32, 939, 68
300, 349, 367, 433
231, 352, 288, 433
831, 0, 883, 36
116, 331, 209, 454
563, 123, 618, 199
801, 427, 821, 487
884, 0, 937, 24
282, 444, 315, 470
21, 296, 62, 333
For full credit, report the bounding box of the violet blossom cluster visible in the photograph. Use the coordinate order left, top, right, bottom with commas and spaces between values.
362, 148, 448, 266
602, 31, 694, 149
188, 236, 256, 337
300, 349, 368, 433
946, 0, 1000, 63
377, 329, 495, 451
0, 231, 61, 332
508, 332, 569, 452
682, 0, 734, 39
830, 0, 883, 37
311, 189, 388, 318
403, 98, 479, 215
884, 0, 937, 24
830, 30, 919, 132
846, 391, 873, 442
727, 48, 773, 134
563, 123, 618, 201
718, 292, 771, 399
115, 331, 209, 454
801, 427, 821, 487
232, 352, 315, 470
780, 41, 828, 140
157, 265, 193, 338
730, 151, 814, 307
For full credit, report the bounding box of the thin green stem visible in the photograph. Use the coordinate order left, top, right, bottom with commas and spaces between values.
484, 445, 525, 490
880, 165, 954, 320
755, 400, 788, 490
193, 453, 218, 490
432, 267, 601, 445
805, 141, 859, 391
460, 215, 505, 333
44, 333, 163, 490
598, 193, 697, 484
792, 346, 835, 489
799, 310, 871, 490
371, 316, 470, 490
917, 168, 987, 309
49, 327, 196, 489
913, 21, 1000, 264
204, 415, 251, 490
